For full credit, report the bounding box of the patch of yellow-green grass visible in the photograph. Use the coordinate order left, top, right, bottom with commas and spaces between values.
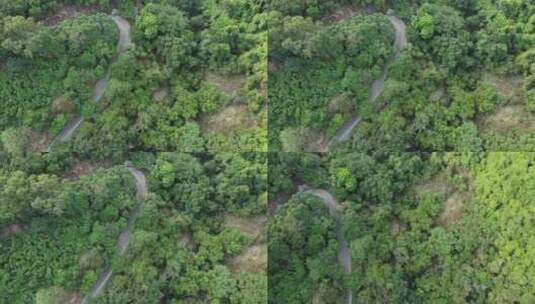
0, 223, 22, 239
201, 104, 257, 136
390, 219, 404, 236
321, 4, 376, 24
178, 232, 194, 250
482, 72, 523, 98
312, 285, 345, 304
78, 248, 104, 270
268, 60, 280, 73
67, 158, 114, 178
308, 132, 330, 152
327, 93, 352, 114
35, 287, 82, 304
224, 215, 266, 240
42, 4, 100, 26
435, 192, 468, 227
480, 104, 535, 134
412, 171, 450, 194
225, 215, 267, 274
227, 243, 267, 275
413, 170, 474, 228
51, 95, 76, 115
29, 130, 51, 153
152, 87, 169, 102
205, 73, 247, 96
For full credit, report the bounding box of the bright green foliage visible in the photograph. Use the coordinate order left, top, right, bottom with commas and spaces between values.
269, 13, 394, 150
269, 194, 344, 304
270, 152, 535, 302
0, 15, 38, 57
0, 13, 117, 132
35, 287, 70, 304
472, 153, 535, 302
330, 167, 356, 191
414, 11, 434, 39
88, 153, 267, 303
0, 166, 136, 303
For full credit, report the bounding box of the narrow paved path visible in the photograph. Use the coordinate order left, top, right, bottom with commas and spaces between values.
299, 186, 352, 304
40, 11, 147, 303
62, 13, 150, 304
47, 14, 131, 151
82, 162, 148, 304
325, 11, 407, 151
118, 165, 148, 254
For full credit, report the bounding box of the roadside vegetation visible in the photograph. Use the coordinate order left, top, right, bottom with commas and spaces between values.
0, 1, 267, 303
269, 151, 535, 303
1, 0, 267, 154
268, 0, 535, 151
0, 150, 267, 303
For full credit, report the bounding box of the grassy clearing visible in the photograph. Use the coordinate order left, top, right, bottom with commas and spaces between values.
201, 104, 257, 136
68, 158, 114, 178
224, 215, 266, 239
42, 4, 101, 26
482, 72, 523, 98
151, 87, 169, 102
414, 170, 474, 227
29, 131, 50, 153
480, 104, 535, 134
227, 244, 267, 274
225, 215, 267, 274
0, 224, 22, 239
323, 5, 359, 23
205, 73, 247, 96
413, 171, 450, 194
478, 72, 534, 137
435, 192, 466, 227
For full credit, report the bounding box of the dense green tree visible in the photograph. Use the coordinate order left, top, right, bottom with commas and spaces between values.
269, 193, 344, 304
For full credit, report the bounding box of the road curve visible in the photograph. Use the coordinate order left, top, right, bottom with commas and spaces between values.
326, 12, 407, 151
118, 165, 148, 254
43, 13, 145, 304
300, 186, 352, 304
47, 14, 132, 151
82, 163, 148, 304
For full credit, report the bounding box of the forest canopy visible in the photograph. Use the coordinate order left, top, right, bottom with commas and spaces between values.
268, 151, 535, 303
0, 1, 268, 303
268, 0, 535, 152
2, 0, 535, 303
1, 0, 268, 156
0, 152, 267, 303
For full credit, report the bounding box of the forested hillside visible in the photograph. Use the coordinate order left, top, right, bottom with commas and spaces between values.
2, 0, 535, 303
0, 151, 267, 303
0, 1, 267, 303
269, 0, 535, 151
269, 151, 535, 303
1, 0, 267, 155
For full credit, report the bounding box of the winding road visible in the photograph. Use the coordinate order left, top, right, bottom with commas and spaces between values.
299, 186, 352, 304
285, 11, 407, 303
82, 162, 148, 304
47, 13, 132, 152
71, 15, 146, 304
41, 11, 147, 303
325, 11, 407, 151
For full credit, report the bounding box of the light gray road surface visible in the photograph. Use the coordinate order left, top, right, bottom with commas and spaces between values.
69, 15, 146, 304
301, 187, 352, 304
82, 164, 148, 304
326, 13, 407, 150
48, 15, 131, 151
